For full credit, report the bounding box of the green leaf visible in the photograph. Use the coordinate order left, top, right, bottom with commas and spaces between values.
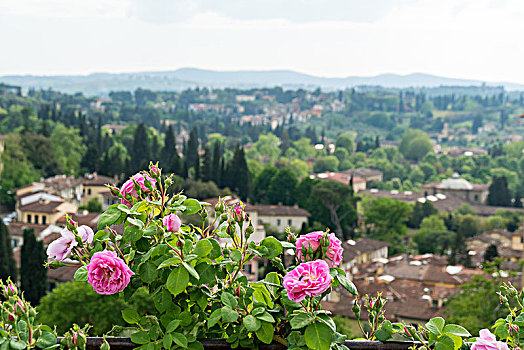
336, 272, 358, 295
9, 340, 26, 350
290, 313, 314, 329
124, 225, 143, 243
230, 249, 242, 262
73, 266, 88, 282
260, 236, 283, 259
281, 241, 295, 249
163, 334, 172, 349
122, 309, 140, 324
39, 331, 57, 348
182, 199, 202, 215
255, 321, 274, 344
443, 324, 471, 337
171, 333, 188, 349
130, 331, 150, 345
207, 309, 222, 328
195, 263, 215, 284
194, 239, 213, 257
256, 312, 275, 323
435, 334, 455, 350
208, 238, 222, 259
264, 272, 280, 297
187, 341, 204, 350
375, 321, 393, 341
305, 322, 332, 350
166, 320, 181, 333
221, 306, 239, 323
426, 317, 446, 336
444, 333, 463, 350
93, 230, 109, 241
182, 261, 200, 280
17, 320, 28, 341
243, 315, 262, 332
221, 292, 238, 309
139, 262, 158, 283
158, 256, 182, 269
166, 266, 189, 297
98, 204, 124, 230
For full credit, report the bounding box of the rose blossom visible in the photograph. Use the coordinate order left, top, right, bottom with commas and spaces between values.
77, 225, 94, 245
87, 250, 134, 295
471, 329, 509, 350
46, 228, 77, 261
119, 173, 157, 207
296, 231, 343, 267
283, 260, 332, 302
46, 225, 94, 261
163, 214, 181, 233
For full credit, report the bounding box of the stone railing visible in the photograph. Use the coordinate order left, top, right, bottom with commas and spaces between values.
69, 338, 418, 350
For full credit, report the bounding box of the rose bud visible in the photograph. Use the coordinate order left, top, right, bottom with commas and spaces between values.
5, 283, 16, 296
14, 301, 25, 315
7, 314, 15, 323
163, 214, 181, 233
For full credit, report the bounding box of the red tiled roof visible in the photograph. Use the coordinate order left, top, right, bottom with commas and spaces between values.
83, 174, 115, 186
20, 201, 63, 213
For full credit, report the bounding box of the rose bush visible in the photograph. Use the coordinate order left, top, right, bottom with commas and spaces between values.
44, 164, 359, 350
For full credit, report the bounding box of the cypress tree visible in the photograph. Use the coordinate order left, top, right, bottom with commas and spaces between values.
184, 128, 199, 168
229, 147, 250, 201
21, 229, 47, 305
161, 125, 176, 171
487, 176, 512, 207
280, 129, 290, 155
212, 142, 221, 184
131, 123, 151, 171
0, 221, 17, 282
194, 152, 200, 181
201, 147, 213, 182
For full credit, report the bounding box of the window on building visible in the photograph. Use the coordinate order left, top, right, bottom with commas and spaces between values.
424, 191, 428, 197
42, 216, 47, 225
277, 219, 281, 226
88, 189, 92, 195
83, 189, 85, 195
288, 219, 292, 226
27, 214, 31, 223
474, 194, 479, 201
243, 264, 252, 274
432, 299, 439, 308
34, 215, 39, 224
12, 239, 17, 248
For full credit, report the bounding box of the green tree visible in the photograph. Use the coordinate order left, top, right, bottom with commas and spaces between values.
279, 129, 290, 155
313, 156, 339, 172
484, 244, 498, 262
86, 197, 103, 213
335, 134, 354, 154
160, 125, 178, 172
311, 181, 357, 239
267, 168, 298, 206
37, 282, 155, 335
288, 159, 310, 179
364, 198, 412, 254
487, 176, 512, 207
0, 221, 17, 282
50, 123, 87, 174
21, 229, 47, 305
253, 166, 278, 204
408, 201, 437, 228
399, 129, 433, 161
444, 274, 505, 335
131, 123, 151, 171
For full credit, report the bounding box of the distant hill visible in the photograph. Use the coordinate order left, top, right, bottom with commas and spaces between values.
1, 68, 523, 96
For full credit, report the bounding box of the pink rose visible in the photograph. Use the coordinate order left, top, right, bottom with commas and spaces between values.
283, 260, 332, 303
87, 250, 134, 295
296, 231, 343, 267
163, 214, 181, 233
233, 205, 247, 222
119, 173, 157, 207
471, 329, 509, 350
47, 228, 77, 261
77, 225, 94, 245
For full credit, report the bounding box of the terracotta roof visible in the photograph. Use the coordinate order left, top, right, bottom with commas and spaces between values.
7, 222, 48, 238
42, 175, 83, 191
83, 174, 115, 186
310, 172, 366, 184
341, 168, 383, 178
342, 238, 389, 262
20, 201, 63, 213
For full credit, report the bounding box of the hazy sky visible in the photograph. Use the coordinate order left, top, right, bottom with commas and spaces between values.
1, 0, 523, 82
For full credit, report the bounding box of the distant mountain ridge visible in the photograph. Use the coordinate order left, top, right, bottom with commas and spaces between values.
1, 68, 523, 96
